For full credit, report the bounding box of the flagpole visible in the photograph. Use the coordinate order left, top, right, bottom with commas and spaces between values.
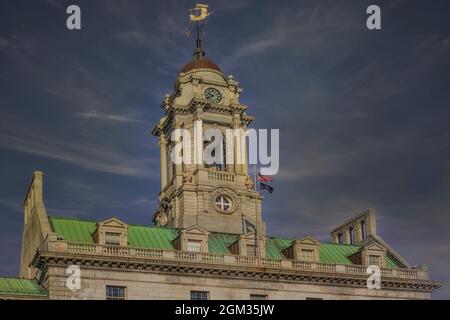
253, 165, 260, 266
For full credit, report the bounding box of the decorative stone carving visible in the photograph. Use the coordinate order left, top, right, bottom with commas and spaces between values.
245, 176, 254, 190
183, 171, 193, 184
173, 118, 183, 129
154, 200, 173, 227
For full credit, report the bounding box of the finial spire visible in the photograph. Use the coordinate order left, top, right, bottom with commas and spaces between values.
188, 4, 213, 59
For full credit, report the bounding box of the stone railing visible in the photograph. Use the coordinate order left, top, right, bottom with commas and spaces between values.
58, 241, 428, 280
66, 242, 164, 259
207, 170, 235, 183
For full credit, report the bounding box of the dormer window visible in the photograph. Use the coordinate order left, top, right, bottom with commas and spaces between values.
228, 232, 265, 257
105, 232, 121, 246
93, 218, 128, 247
281, 237, 320, 262
172, 225, 209, 253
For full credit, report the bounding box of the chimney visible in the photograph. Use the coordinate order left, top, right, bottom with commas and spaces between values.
23, 171, 44, 226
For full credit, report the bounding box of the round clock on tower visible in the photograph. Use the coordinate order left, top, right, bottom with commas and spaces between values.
204, 87, 222, 103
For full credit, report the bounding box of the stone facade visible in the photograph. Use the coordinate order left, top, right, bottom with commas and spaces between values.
17, 170, 440, 300
43, 266, 431, 300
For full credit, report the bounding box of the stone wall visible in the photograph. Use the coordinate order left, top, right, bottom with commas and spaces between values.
45, 266, 430, 300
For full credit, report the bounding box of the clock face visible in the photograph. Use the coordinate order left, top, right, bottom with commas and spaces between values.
204, 87, 222, 103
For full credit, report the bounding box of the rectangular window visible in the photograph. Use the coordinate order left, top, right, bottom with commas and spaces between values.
246, 244, 257, 257
369, 255, 381, 266
361, 220, 367, 240
190, 291, 209, 300
187, 240, 202, 253
338, 233, 344, 244
105, 232, 121, 246
300, 249, 315, 262
250, 294, 268, 300
106, 286, 126, 300
349, 227, 355, 245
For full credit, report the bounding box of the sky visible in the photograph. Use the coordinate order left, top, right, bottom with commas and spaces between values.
0, 0, 449, 299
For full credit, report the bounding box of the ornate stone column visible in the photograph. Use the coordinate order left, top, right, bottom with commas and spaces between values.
159, 134, 168, 190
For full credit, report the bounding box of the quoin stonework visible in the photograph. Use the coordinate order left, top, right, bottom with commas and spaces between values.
0, 19, 442, 300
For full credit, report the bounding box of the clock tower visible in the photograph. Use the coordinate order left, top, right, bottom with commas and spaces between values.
151, 45, 265, 235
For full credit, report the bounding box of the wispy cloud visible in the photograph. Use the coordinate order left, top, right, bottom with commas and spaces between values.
0, 130, 157, 178
79, 110, 146, 123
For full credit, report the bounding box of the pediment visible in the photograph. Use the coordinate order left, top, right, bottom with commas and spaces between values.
182, 225, 210, 235
295, 236, 320, 246
98, 217, 128, 228
364, 243, 386, 252
241, 231, 265, 241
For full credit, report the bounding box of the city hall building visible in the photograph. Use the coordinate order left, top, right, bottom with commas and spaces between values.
0, 38, 442, 300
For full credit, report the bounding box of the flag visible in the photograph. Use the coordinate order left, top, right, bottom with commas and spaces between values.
260, 182, 274, 193
258, 172, 273, 182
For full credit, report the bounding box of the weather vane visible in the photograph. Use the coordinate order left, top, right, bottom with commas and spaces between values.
188, 3, 213, 50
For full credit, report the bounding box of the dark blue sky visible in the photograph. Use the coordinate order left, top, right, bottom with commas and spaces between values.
0, 0, 449, 298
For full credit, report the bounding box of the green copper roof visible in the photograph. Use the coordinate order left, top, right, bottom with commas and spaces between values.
0, 277, 47, 298
48, 216, 402, 268
320, 243, 361, 264
49, 217, 178, 248
127, 224, 178, 249
209, 233, 239, 254
265, 237, 293, 258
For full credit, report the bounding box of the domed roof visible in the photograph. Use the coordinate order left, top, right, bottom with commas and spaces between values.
181, 57, 221, 73
180, 48, 221, 73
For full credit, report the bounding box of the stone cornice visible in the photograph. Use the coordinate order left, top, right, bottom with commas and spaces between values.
32, 246, 442, 293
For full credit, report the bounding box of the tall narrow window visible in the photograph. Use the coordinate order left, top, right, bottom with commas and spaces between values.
106, 286, 126, 300
338, 233, 344, 244
105, 232, 120, 246
349, 227, 355, 245
361, 220, 367, 240
190, 291, 209, 300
